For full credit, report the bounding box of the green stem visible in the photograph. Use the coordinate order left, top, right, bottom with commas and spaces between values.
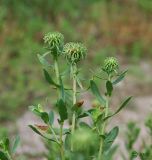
6, 151, 13, 160
98, 75, 111, 160
49, 125, 60, 144
54, 58, 60, 84
98, 97, 109, 160
71, 64, 77, 151
54, 58, 65, 159
60, 123, 65, 160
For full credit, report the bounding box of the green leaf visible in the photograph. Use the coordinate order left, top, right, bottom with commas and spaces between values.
103, 96, 132, 121
3, 138, 9, 151
56, 99, 68, 122
0, 151, 8, 160
29, 105, 49, 124
43, 69, 58, 87
37, 53, 51, 67
131, 150, 138, 159
49, 111, 54, 125
106, 81, 113, 96
103, 126, 119, 151
103, 145, 118, 160
112, 70, 127, 85
29, 125, 45, 137
76, 76, 83, 89
29, 106, 42, 117
90, 80, 106, 106
41, 112, 49, 124
79, 122, 91, 129
12, 135, 20, 153
29, 125, 56, 142
78, 109, 94, 118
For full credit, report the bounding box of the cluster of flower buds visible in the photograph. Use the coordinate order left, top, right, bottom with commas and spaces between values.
43, 32, 64, 57
103, 57, 119, 75
63, 42, 87, 64
43, 32, 87, 64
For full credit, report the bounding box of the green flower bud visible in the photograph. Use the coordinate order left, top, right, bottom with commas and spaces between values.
103, 57, 119, 74
43, 32, 64, 57
63, 42, 87, 64
91, 107, 102, 122
72, 127, 98, 151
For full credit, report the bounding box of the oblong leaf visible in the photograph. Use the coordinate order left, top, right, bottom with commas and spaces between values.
103, 126, 119, 151
90, 80, 106, 106
29, 125, 56, 142
41, 112, 49, 124
56, 99, 68, 122
112, 70, 127, 85
103, 96, 132, 121
12, 135, 20, 153
43, 69, 58, 87
37, 53, 51, 67
49, 111, 54, 125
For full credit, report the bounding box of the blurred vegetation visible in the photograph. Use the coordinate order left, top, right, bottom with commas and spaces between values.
0, 0, 152, 122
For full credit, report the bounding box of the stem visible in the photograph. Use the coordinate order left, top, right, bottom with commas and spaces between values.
98, 97, 109, 160
54, 58, 65, 159
98, 74, 111, 160
54, 58, 60, 84
6, 151, 13, 160
60, 123, 65, 160
71, 64, 77, 151
49, 125, 60, 144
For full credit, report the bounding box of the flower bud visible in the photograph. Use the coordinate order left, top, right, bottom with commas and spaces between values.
72, 127, 98, 151
43, 32, 64, 57
63, 42, 87, 64
103, 57, 119, 74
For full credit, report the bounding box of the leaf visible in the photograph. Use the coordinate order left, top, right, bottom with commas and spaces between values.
12, 135, 20, 153
79, 122, 91, 129
103, 145, 118, 160
3, 138, 9, 151
56, 99, 68, 122
131, 150, 138, 159
49, 111, 54, 125
43, 69, 58, 87
90, 80, 106, 106
29, 105, 42, 117
112, 70, 127, 85
76, 76, 83, 89
78, 109, 94, 118
103, 96, 132, 121
72, 101, 84, 117
29, 105, 49, 124
41, 112, 49, 124
37, 54, 51, 67
103, 126, 119, 151
106, 81, 113, 96
0, 151, 8, 160
29, 125, 56, 142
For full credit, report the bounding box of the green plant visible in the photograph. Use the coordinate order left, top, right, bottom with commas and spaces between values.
123, 114, 152, 160
123, 122, 140, 160
29, 31, 132, 160
0, 136, 20, 160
